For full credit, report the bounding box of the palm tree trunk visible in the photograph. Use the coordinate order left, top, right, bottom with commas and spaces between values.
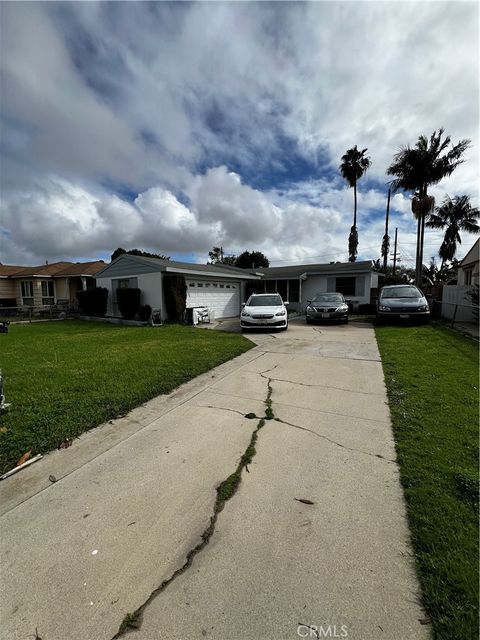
353, 180, 357, 228
415, 216, 422, 287
383, 188, 390, 269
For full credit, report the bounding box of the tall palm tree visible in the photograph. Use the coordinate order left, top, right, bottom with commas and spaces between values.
426, 195, 479, 266
387, 128, 470, 287
381, 188, 391, 269
339, 146, 371, 262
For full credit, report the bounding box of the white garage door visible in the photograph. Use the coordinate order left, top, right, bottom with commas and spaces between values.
186, 280, 240, 319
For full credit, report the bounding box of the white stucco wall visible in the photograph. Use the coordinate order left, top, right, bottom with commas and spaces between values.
300, 273, 372, 310
96, 272, 164, 319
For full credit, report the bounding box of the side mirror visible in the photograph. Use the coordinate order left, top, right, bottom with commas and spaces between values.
284, 301, 289, 306
241, 302, 246, 307
307, 300, 311, 305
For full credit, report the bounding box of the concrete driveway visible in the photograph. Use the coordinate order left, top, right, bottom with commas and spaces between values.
0, 319, 428, 640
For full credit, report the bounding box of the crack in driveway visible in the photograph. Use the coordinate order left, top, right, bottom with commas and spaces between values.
112, 368, 274, 638
274, 417, 395, 463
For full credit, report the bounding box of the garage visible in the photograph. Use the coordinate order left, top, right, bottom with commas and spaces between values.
186, 280, 240, 319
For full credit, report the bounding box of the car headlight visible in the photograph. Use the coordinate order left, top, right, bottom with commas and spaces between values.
337, 304, 348, 311
241, 311, 250, 317
275, 310, 286, 316
378, 305, 390, 311
418, 305, 429, 312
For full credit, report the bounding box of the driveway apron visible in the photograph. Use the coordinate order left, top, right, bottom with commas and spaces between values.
0, 319, 428, 640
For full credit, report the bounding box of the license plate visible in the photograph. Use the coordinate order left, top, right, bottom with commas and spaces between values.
321, 313, 330, 318
400, 314, 409, 319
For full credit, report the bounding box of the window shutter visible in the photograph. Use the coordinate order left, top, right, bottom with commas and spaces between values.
355, 276, 365, 296
326, 277, 336, 292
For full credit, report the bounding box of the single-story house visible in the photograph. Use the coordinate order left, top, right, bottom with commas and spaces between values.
441, 239, 479, 323
456, 239, 479, 286
0, 261, 105, 308
251, 260, 381, 312
95, 254, 261, 322
96, 255, 381, 320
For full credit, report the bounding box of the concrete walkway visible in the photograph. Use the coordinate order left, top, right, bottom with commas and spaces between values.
0, 319, 428, 640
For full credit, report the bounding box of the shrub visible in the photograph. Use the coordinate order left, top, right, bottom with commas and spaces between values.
77, 287, 108, 317
163, 275, 187, 321
138, 304, 152, 321
117, 288, 141, 320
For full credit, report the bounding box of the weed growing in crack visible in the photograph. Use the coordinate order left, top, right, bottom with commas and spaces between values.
111, 415, 268, 639
264, 379, 275, 420
244, 412, 257, 419
119, 612, 141, 632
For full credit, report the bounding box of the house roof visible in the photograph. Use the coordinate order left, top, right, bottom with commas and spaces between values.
256, 260, 375, 278
0, 261, 105, 278
95, 254, 261, 280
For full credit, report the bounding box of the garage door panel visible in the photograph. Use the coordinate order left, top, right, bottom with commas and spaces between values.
186, 281, 240, 319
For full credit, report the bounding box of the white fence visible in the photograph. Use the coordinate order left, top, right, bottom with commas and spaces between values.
441, 286, 477, 322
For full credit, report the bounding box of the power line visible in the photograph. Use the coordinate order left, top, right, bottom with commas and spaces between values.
269, 245, 382, 264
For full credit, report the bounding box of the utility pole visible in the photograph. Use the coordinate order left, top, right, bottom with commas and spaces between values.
392, 227, 398, 275
220, 246, 224, 263
382, 188, 391, 269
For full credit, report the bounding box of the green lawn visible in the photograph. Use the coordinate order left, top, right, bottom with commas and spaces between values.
376, 324, 479, 640
0, 321, 252, 474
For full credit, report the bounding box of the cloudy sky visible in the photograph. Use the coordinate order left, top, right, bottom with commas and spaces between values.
1, 1, 478, 267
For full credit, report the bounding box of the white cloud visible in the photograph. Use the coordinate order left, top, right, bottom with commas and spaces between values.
0, 1, 478, 266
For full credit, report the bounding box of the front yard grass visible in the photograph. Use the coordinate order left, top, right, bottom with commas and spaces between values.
0, 320, 253, 474
375, 324, 478, 640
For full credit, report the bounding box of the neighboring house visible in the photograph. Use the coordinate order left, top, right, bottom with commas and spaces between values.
96, 255, 381, 320
457, 239, 479, 286
442, 239, 479, 323
0, 261, 105, 308
252, 260, 380, 312
95, 254, 261, 321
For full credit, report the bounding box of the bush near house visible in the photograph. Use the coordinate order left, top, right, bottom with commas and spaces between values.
77, 287, 108, 317
117, 287, 141, 320
163, 274, 187, 321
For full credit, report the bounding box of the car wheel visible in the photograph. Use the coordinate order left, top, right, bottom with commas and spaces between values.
343, 317, 349, 324
306, 318, 313, 324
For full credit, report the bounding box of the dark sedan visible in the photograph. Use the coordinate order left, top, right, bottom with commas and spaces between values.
376, 284, 430, 324
306, 293, 349, 324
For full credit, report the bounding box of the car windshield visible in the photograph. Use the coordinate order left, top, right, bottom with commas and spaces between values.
312, 294, 344, 303
381, 286, 420, 299
248, 295, 282, 306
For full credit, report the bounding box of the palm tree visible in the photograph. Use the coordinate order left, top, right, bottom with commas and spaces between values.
387, 128, 470, 287
426, 195, 479, 266
339, 146, 371, 262
381, 188, 391, 269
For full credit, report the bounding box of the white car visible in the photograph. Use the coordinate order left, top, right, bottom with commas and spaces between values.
240, 293, 288, 331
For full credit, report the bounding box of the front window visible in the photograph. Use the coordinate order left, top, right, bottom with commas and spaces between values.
248, 295, 283, 306
381, 286, 421, 299
312, 293, 345, 304
335, 277, 356, 296
21, 280, 34, 306
41, 280, 55, 305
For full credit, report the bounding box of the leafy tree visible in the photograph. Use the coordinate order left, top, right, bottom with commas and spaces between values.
208, 247, 237, 265
208, 246, 223, 263
339, 145, 371, 262
111, 248, 170, 262
426, 195, 479, 266
235, 251, 269, 269
421, 258, 459, 289
208, 247, 268, 268
387, 129, 470, 287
